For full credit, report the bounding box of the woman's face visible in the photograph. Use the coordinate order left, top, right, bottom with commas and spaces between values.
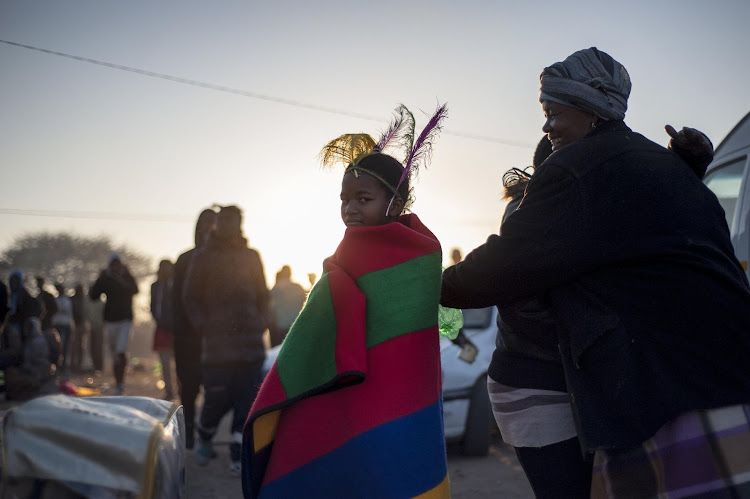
541, 101, 598, 151
340, 172, 401, 227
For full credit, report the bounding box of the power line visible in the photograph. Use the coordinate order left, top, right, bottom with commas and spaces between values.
0, 208, 192, 223
0, 39, 534, 149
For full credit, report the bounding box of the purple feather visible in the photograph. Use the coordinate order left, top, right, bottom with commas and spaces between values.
396, 103, 448, 191
376, 104, 410, 153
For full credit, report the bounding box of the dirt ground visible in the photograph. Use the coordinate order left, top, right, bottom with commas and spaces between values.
15, 356, 534, 498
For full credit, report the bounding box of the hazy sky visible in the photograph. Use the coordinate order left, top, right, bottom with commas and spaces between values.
2, 0, 750, 287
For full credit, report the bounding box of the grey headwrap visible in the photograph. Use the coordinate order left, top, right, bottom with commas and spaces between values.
539, 47, 631, 121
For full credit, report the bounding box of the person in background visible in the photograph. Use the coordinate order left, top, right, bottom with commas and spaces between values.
35, 276, 57, 333
150, 259, 175, 400
52, 283, 74, 375
450, 247, 463, 266
85, 293, 105, 373
306, 272, 317, 291
1, 271, 42, 370
4, 315, 54, 401
70, 284, 87, 372
184, 205, 269, 475
172, 207, 217, 449
268, 265, 306, 347
89, 253, 138, 395
0, 278, 9, 329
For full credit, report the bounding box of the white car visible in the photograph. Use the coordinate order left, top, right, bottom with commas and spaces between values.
703, 110, 750, 277
440, 306, 497, 456
261, 306, 498, 456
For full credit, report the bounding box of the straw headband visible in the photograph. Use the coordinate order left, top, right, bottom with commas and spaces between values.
345, 165, 400, 197
319, 103, 448, 213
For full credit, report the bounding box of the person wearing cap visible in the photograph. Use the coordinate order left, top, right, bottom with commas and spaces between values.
89, 253, 138, 395
442, 47, 750, 496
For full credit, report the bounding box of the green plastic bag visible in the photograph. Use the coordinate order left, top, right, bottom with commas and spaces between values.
438, 304, 463, 340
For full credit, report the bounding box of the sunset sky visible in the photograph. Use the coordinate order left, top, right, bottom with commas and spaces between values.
2, 1, 750, 289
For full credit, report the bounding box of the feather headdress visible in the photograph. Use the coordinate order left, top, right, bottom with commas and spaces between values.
397, 102, 448, 195
319, 102, 448, 212
319, 133, 377, 169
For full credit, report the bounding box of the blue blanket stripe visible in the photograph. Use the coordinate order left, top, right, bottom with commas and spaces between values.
258, 400, 448, 499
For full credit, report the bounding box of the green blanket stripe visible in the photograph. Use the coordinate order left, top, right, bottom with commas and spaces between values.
357, 252, 442, 349
276, 274, 339, 398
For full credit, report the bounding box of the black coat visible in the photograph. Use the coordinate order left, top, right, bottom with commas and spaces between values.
442, 121, 750, 451
183, 233, 269, 365
173, 248, 197, 342
489, 196, 566, 392
89, 269, 138, 322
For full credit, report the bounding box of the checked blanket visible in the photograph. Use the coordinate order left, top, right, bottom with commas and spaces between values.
242, 214, 450, 499
591, 403, 750, 498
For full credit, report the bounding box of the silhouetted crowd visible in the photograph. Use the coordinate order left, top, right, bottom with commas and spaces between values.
0, 205, 309, 464
0, 273, 108, 401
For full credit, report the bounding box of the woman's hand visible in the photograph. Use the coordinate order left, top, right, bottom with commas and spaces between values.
665, 125, 714, 179
665, 125, 713, 157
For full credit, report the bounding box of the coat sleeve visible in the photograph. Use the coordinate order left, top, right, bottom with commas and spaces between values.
89, 272, 105, 300
441, 163, 589, 309
123, 271, 138, 295
182, 251, 206, 332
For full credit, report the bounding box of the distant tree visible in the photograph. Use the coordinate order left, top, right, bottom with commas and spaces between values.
0, 232, 152, 288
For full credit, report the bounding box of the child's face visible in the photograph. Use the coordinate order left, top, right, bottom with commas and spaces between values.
340, 172, 400, 227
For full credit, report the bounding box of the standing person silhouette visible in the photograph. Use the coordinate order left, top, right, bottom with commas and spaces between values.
184, 205, 269, 475
268, 265, 306, 347
172, 207, 216, 449
89, 253, 138, 395
150, 259, 175, 400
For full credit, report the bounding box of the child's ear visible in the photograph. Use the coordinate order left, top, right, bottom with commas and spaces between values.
388, 196, 404, 217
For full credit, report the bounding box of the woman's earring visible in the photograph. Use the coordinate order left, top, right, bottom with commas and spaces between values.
591, 121, 597, 129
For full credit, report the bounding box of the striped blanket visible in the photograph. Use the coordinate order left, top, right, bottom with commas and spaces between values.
242, 214, 450, 499
591, 404, 750, 498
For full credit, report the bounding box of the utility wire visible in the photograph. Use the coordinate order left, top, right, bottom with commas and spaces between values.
0, 208, 192, 223
0, 39, 533, 148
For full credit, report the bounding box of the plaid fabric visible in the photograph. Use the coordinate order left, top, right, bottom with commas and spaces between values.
591, 404, 750, 498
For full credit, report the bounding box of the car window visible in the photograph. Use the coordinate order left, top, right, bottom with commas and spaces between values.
704, 157, 747, 230
461, 307, 493, 329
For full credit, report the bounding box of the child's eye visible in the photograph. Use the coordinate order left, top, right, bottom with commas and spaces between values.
359, 197, 370, 203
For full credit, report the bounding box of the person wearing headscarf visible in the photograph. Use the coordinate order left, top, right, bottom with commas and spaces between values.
442, 47, 750, 497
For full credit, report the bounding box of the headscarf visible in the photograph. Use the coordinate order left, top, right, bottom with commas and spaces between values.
539, 47, 631, 121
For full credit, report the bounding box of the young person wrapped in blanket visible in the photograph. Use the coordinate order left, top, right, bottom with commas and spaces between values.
242, 104, 451, 499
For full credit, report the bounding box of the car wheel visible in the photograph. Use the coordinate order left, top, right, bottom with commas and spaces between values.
462, 375, 491, 456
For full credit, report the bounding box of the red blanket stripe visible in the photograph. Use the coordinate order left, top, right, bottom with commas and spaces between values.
328, 263, 368, 376
333, 217, 440, 280
250, 364, 286, 417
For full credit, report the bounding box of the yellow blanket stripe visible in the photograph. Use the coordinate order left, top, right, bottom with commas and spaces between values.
253, 410, 281, 452
413, 475, 451, 499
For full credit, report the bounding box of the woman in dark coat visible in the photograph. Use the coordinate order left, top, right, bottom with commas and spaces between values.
443, 47, 750, 497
